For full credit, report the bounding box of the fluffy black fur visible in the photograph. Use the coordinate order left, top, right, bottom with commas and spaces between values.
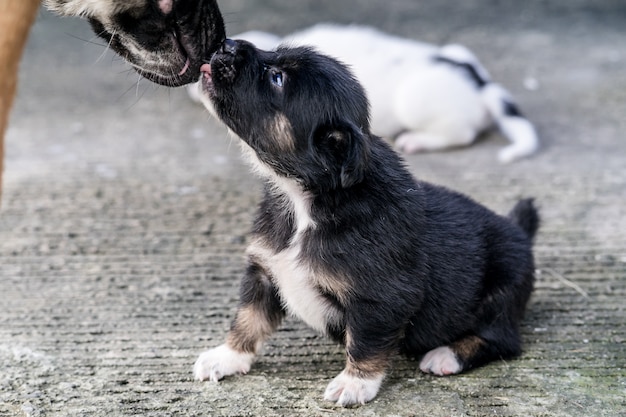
197, 39, 539, 405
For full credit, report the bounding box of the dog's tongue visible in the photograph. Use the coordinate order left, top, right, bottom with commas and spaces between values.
178, 58, 191, 76
200, 63, 212, 78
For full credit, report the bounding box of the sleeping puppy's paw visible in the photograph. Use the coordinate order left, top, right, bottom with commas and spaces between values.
193, 344, 255, 382
419, 346, 463, 376
323, 370, 384, 406
394, 132, 459, 154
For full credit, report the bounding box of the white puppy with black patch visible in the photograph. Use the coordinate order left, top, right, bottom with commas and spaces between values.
189, 24, 539, 163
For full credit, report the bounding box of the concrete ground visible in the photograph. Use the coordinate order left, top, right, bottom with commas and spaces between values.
1, 1, 625, 416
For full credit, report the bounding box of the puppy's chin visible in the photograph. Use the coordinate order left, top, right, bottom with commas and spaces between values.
198, 65, 219, 118
200, 96, 218, 119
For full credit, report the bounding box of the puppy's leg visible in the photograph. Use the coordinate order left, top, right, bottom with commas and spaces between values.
420, 308, 526, 376
422, 238, 534, 376
194, 261, 285, 381
420, 335, 486, 375
324, 327, 397, 406
324, 358, 387, 407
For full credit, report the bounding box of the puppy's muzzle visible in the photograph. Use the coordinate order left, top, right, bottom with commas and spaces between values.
220, 38, 238, 56
209, 38, 240, 84
213, 39, 238, 65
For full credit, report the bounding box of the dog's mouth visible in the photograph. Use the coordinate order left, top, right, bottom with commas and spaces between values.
172, 27, 193, 77
168, 22, 217, 81
179, 58, 191, 76
135, 26, 222, 87
128, 40, 194, 85
88, 0, 225, 87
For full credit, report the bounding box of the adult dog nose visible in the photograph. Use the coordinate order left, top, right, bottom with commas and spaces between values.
220, 38, 237, 55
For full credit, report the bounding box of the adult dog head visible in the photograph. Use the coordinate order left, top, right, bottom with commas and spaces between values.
43, 0, 225, 86
200, 39, 371, 191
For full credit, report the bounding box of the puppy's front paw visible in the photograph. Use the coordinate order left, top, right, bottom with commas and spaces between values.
419, 346, 462, 376
193, 344, 255, 382
323, 370, 384, 407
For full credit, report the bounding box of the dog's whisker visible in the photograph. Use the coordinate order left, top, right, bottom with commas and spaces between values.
135, 74, 142, 98
94, 29, 116, 65
116, 76, 148, 104
64, 32, 107, 48
116, 68, 136, 76
117, 82, 138, 100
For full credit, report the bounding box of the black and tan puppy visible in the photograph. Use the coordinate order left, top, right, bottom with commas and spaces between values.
193, 39, 539, 406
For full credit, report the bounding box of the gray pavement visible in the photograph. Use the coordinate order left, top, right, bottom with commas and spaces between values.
1, 1, 626, 416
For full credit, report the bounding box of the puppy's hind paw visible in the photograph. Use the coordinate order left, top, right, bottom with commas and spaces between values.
394, 132, 456, 154
419, 346, 462, 376
323, 370, 384, 407
394, 133, 427, 154
193, 344, 255, 382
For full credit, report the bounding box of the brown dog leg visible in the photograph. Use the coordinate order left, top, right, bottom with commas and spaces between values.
0, 0, 40, 202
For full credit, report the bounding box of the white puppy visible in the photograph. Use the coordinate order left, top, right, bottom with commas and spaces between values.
189, 24, 539, 163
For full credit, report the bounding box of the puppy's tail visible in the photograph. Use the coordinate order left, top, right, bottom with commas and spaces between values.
481, 84, 540, 164
436, 44, 540, 164
508, 198, 540, 241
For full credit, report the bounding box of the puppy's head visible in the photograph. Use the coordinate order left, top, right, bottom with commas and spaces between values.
44, 0, 225, 86
201, 39, 371, 190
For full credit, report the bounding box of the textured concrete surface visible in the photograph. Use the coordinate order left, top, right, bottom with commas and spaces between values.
1, 1, 625, 416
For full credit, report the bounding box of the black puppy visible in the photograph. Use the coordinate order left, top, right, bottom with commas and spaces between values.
193, 39, 539, 406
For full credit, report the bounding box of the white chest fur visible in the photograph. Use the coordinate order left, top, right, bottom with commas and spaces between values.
248, 241, 341, 334
239, 140, 342, 333
243, 156, 342, 334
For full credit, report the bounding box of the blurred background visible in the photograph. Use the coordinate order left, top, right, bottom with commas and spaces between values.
1, 1, 625, 416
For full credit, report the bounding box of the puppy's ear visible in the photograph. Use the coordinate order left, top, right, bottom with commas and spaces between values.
313, 121, 370, 189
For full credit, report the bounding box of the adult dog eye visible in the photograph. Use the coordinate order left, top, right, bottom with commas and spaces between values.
270, 70, 284, 88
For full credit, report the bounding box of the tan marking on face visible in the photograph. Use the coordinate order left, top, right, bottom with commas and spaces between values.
450, 335, 486, 362
266, 113, 295, 152
227, 304, 278, 354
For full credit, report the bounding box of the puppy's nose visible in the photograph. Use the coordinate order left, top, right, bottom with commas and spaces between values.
221, 38, 237, 55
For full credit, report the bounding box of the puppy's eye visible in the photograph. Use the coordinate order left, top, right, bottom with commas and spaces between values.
270, 70, 284, 88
